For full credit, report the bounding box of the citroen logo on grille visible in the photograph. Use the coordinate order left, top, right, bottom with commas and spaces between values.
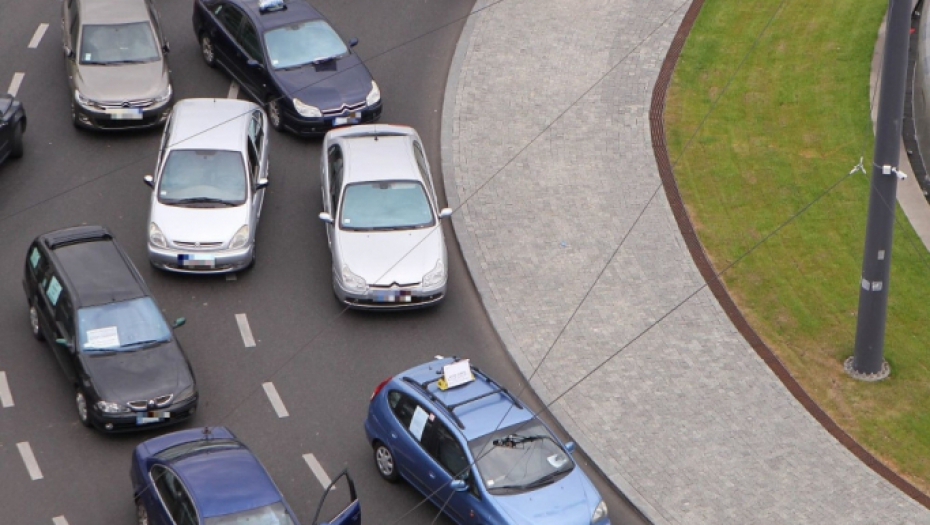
194, 241, 201, 247
121, 101, 131, 108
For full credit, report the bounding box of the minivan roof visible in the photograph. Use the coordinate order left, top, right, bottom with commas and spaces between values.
167, 99, 259, 152
80, 0, 154, 26
342, 134, 420, 184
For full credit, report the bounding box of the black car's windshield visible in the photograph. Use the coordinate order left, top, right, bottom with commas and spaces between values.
340, 181, 434, 230
264, 20, 348, 69
77, 297, 170, 352
469, 420, 574, 494
158, 150, 247, 206
205, 501, 295, 525
80, 22, 160, 65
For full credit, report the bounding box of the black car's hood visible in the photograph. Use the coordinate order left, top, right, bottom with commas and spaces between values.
274, 53, 373, 111
81, 341, 193, 404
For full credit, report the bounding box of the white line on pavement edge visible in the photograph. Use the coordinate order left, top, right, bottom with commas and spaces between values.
235, 313, 256, 347
262, 382, 289, 418
52, 517, 69, 525
28, 24, 49, 49
227, 82, 240, 99
17, 442, 43, 480
303, 453, 334, 490
0, 371, 14, 407
8, 73, 25, 97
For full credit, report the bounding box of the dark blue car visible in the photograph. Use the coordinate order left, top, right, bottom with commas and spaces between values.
131, 426, 360, 525
193, 0, 382, 136
364, 357, 610, 525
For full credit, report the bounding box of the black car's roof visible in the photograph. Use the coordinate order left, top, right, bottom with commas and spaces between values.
233, 0, 324, 32
39, 226, 147, 308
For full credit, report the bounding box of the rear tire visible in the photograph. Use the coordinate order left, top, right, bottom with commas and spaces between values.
374, 441, 399, 482
10, 121, 24, 158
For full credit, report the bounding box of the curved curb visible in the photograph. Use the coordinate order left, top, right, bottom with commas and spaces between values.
648, 0, 930, 511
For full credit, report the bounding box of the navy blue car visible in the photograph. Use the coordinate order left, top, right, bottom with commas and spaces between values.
364, 357, 610, 525
0, 93, 26, 165
193, 0, 382, 136
131, 427, 360, 525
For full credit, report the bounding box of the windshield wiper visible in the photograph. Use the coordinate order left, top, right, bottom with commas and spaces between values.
492, 434, 550, 447
523, 468, 571, 489
172, 197, 237, 206
121, 339, 163, 348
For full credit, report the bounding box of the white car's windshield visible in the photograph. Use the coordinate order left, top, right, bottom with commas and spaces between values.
264, 20, 348, 69
205, 502, 295, 525
339, 181, 434, 230
158, 150, 247, 206
77, 297, 170, 352
80, 22, 160, 65
469, 420, 574, 495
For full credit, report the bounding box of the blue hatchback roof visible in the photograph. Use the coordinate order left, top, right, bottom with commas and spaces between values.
174, 447, 283, 518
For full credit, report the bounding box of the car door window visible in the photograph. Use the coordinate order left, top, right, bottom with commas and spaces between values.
247, 140, 260, 185
55, 293, 74, 341
239, 19, 263, 61
70, 11, 80, 51
214, 3, 243, 35
45, 274, 63, 306
388, 390, 436, 443
152, 465, 198, 525
28, 244, 50, 288
412, 141, 433, 193
328, 145, 343, 212
430, 421, 470, 479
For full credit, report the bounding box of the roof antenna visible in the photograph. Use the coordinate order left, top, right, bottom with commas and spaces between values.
202, 426, 212, 440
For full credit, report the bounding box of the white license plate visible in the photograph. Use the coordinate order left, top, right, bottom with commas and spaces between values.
374, 291, 412, 303
178, 254, 215, 268
136, 411, 170, 425
106, 108, 143, 120
333, 112, 361, 126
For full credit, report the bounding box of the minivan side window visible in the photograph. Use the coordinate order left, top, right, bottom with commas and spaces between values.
28, 244, 50, 289
328, 145, 343, 212
46, 275, 63, 306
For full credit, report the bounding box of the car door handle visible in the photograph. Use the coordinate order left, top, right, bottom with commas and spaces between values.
390, 432, 397, 439
428, 472, 436, 479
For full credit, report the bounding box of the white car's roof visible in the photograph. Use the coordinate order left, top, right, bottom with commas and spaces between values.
166, 99, 260, 152
341, 134, 421, 184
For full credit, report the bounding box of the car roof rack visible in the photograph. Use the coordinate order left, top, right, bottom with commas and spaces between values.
401, 359, 523, 430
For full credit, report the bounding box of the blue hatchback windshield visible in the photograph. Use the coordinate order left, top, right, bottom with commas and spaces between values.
340, 181, 434, 230
80, 22, 160, 65
205, 501, 295, 525
264, 20, 348, 69
469, 420, 574, 494
77, 297, 170, 352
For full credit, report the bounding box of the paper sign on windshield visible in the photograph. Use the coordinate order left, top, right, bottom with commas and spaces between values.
409, 405, 429, 441
440, 360, 473, 390
86, 326, 120, 349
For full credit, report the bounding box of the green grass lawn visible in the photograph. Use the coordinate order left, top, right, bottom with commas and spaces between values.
665, 0, 930, 491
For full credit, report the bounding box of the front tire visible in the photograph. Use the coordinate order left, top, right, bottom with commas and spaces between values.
373, 441, 399, 482
10, 121, 24, 158
136, 499, 149, 525
267, 98, 284, 131
75, 389, 91, 427
28, 304, 44, 341
200, 34, 217, 68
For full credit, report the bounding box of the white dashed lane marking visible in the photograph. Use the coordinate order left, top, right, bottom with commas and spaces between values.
17, 442, 43, 480
262, 382, 289, 418
235, 313, 255, 347
8, 73, 25, 97
227, 82, 240, 99
0, 371, 14, 407
303, 453, 333, 490
52, 517, 69, 525
28, 24, 49, 49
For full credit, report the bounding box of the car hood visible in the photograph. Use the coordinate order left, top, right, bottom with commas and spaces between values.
151, 202, 250, 246
75, 60, 168, 102
274, 54, 372, 111
334, 226, 443, 286
492, 468, 600, 525
80, 341, 192, 404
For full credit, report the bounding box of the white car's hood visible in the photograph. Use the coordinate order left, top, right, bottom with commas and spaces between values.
335, 226, 444, 286
151, 202, 250, 246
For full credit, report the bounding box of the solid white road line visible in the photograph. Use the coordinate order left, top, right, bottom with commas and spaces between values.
0, 371, 14, 407
227, 82, 240, 99
235, 313, 256, 347
8, 73, 25, 97
52, 516, 69, 525
262, 382, 289, 418
303, 453, 333, 490
17, 442, 43, 480
28, 24, 49, 49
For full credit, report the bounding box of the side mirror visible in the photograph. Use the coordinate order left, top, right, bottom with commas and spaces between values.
565, 441, 576, 454
255, 177, 269, 190
318, 212, 334, 224
449, 479, 468, 492
63, 46, 73, 58
143, 174, 154, 188
162, 42, 170, 54
438, 208, 453, 219
173, 317, 186, 328
348, 37, 359, 47
246, 59, 263, 71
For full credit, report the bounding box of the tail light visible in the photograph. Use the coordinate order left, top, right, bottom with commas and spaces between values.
371, 377, 392, 401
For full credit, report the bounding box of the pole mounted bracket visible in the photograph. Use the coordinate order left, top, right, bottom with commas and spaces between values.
881, 164, 908, 180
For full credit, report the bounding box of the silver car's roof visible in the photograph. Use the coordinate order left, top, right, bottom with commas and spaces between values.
341, 134, 421, 184
167, 99, 260, 152
79, 0, 153, 25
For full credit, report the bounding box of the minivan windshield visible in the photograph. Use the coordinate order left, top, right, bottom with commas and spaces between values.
469, 420, 574, 495
158, 150, 247, 206
339, 181, 434, 230
264, 20, 348, 69
77, 297, 171, 352
80, 22, 160, 65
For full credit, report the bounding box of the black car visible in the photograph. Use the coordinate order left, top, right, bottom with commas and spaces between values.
193, 0, 382, 135
22, 226, 198, 432
0, 93, 26, 164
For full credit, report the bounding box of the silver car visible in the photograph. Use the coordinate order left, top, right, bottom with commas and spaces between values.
318, 124, 452, 309
145, 98, 269, 273
62, 0, 172, 130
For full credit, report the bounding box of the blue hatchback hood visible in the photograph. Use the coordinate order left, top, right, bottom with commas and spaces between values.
492, 467, 598, 525
274, 53, 372, 111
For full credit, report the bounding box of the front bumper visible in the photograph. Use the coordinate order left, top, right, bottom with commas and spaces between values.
73, 99, 171, 131
148, 243, 254, 274
90, 394, 198, 433
334, 277, 446, 310
282, 100, 382, 136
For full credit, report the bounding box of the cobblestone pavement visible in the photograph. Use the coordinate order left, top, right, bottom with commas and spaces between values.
440, 0, 930, 523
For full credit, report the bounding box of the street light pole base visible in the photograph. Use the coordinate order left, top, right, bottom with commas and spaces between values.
844, 356, 890, 381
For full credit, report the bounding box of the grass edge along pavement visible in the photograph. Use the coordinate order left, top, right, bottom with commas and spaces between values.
663, 0, 930, 497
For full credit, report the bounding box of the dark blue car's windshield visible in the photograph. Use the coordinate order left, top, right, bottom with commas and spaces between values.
77, 297, 170, 352
339, 181, 434, 230
264, 20, 348, 69
205, 501, 295, 525
469, 420, 574, 494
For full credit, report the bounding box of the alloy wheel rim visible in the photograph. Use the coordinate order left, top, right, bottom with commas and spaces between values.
76, 392, 88, 423
29, 306, 39, 335
376, 447, 393, 475
202, 37, 214, 63
137, 501, 149, 525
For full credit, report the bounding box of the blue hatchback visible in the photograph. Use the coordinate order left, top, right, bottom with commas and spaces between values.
131, 426, 360, 525
364, 357, 610, 525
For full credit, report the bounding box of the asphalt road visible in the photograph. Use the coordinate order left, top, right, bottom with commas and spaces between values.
0, 1, 648, 524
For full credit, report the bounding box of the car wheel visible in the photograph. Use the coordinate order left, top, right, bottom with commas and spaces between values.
200, 34, 217, 67
10, 121, 24, 158
267, 98, 284, 131
373, 441, 399, 482
28, 304, 44, 341
75, 389, 91, 427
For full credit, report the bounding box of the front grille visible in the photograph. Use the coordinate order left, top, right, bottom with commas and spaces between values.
321, 100, 366, 117
370, 283, 420, 289
127, 394, 174, 411
174, 241, 224, 249
97, 98, 155, 109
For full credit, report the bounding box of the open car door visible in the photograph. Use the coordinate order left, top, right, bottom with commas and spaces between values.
312, 469, 361, 525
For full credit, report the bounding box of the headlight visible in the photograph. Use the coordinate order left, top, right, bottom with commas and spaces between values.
229, 225, 250, 250
591, 500, 608, 524
293, 98, 322, 118
149, 223, 167, 248
341, 265, 368, 292
74, 90, 96, 109
154, 84, 172, 105
174, 384, 196, 403
96, 400, 130, 414
422, 260, 445, 288
366, 80, 381, 106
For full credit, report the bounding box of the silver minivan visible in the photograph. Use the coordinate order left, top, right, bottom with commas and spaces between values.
145, 98, 269, 273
